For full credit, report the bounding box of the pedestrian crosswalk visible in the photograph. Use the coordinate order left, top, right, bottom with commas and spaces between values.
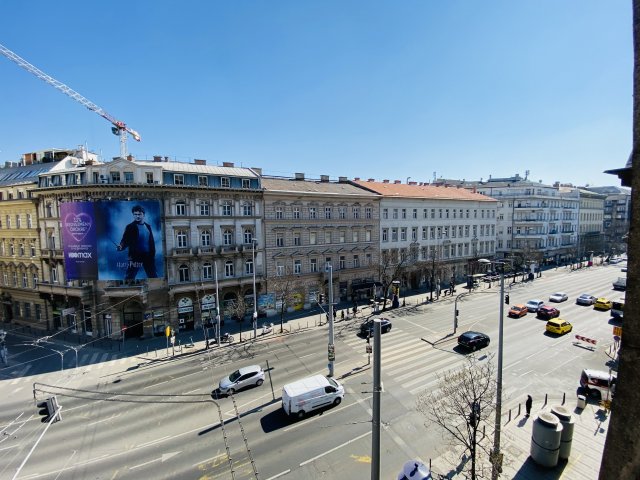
340, 327, 477, 396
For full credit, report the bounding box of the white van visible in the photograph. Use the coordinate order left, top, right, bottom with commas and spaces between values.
580, 369, 617, 399
282, 374, 345, 418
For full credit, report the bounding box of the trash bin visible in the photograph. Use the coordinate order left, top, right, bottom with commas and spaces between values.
577, 395, 587, 409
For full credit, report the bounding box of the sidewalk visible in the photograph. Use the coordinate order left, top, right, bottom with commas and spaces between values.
430, 395, 609, 479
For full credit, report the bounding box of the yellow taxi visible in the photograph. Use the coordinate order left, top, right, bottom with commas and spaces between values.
594, 298, 613, 311
545, 318, 573, 335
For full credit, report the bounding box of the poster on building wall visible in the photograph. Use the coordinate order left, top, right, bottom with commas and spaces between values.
61, 200, 164, 280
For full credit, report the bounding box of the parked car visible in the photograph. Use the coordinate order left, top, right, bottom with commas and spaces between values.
594, 298, 613, 311
508, 304, 528, 318
525, 299, 545, 313
545, 318, 573, 335
360, 317, 392, 336
457, 331, 490, 351
580, 369, 617, 399
218, 365, 265, 395
576, 294, 596, 306
549, 292, 568, 303
537, 305, 560, 320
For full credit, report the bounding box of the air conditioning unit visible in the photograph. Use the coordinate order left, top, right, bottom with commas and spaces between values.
100, 175, 108, 184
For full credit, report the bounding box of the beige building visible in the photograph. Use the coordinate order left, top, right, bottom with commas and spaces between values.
575, 188, 606, 256
262, 174, 380, 308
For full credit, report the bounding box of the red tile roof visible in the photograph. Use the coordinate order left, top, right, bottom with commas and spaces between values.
353, 180, 496, 202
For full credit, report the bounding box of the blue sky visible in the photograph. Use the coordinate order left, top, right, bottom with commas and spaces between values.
0, 1, 632, 187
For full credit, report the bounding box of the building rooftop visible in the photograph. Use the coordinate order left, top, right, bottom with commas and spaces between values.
353, 180, 495, 202
262, 177, 379, 197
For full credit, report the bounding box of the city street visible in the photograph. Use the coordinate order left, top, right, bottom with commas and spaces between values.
0, 263, 623, 479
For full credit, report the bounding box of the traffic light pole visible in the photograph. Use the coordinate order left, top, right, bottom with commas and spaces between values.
327, 264, 335, 377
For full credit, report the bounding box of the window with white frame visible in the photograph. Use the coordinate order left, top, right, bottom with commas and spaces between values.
339, 206, 346, 219
422, 227, 428, 240
6, 215, 10, 228
400, 228, 407, 241
51, 268, 58, 283
243, 202, 253, 216
423, 208, 428, 219
293, 206, 301, 219
176, 230, 188, 248
30, 243, 36, 257
276, 263, 284, 276
245, 259, 254, 275
242, 178, 251, 189
179, 264, 190, 282
325, 207, 332, 219
198, 175, 208, 186
110, 171, 121, 183
353, 207, 360, 219
310, 231, 317, 244
309, 207, 317, 219
202, 262, 213, 280
223, 229, 234, 246
465, 225, 470, 237
366, 230, 371, 241
199, 202, 210, 216
124, 172, 134, 183
339, 256, 346, 269
27, 214, 32, 228
243, 229, 253, 245
392, 228, 398, 241
222, 201, 233, 216
365, 207, 372, 219
353, 230, 359, 242
19, 243, 24, 256
2, 272, 7, 285
293, 232, 301, 246
431, 209, 435, 219
401, 209, 406, 219
10, 243, 15, 255
276, 233, 284, 247
413, 209, 417, 219
412, 227, 418, 241
276, 206, 283, 219
383, 208, 388, 219
221, 177, 230, 188
324, 231, 331, 243
146, 172, 154, 184
225, 261, 234, 277
366, 253, 372, 265
382, 229, 388, 242
174, 174, 184, 185
353, 254, 360, 268
339, 231, 345, 243
310, 258, 318, 272
201, 229, 211, 246
393, 209, 398, 219
294, 259, 302, 274
22, 272, 27, 288
32, 272, 38, 287
16, 215, 21, 228
176, 202, 186, 216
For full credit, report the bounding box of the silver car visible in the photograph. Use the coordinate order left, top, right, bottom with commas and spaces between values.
218, 365, 265, 395
549, 292, 568, 303
525, 299, 544, 312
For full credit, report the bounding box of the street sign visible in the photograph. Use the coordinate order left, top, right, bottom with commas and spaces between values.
328, 344, 335, 361
613, 326, 622, 337
165, 326, 171, 337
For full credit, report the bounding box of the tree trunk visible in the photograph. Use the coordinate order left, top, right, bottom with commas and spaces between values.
599, 1, 640, 477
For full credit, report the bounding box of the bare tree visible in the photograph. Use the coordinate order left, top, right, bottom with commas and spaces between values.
269, 266, 303, 333
416, 355, 497, 479
226, 293, 249, 342
377, 249, 409, 310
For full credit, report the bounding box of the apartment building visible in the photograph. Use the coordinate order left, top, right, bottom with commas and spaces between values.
354, 179, 497, 291
585, 186, 631, 255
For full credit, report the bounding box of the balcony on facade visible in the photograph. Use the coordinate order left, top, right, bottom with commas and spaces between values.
167, 270, 264, 293
42, 248, 64, 259
38, 280, 93, 302
102, 280, 148, 298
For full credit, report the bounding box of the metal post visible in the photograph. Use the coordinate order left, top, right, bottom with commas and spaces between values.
252, 240, 258, 339
327, 264, 335, 377
492, 265, 505, 479
215, 262, 221, 346
371, 318, 381, 480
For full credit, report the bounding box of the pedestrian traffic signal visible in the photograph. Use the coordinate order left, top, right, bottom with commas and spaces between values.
505, 294, 510, 304
318, 294, 325, 304
37, 396, 61, 423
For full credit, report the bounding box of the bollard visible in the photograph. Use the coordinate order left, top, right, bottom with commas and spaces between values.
518, 404, 521, 417
508, 409, 512, 422
544, 393, 548, 406
562, 392, 566, 405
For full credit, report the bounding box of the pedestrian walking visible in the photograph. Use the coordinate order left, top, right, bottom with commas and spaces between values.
525, 395, 533, 417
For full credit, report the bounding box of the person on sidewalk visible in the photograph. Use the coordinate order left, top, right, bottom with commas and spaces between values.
525, 395, 533, 417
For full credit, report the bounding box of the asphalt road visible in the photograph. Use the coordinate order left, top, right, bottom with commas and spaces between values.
0, 262, 624, 479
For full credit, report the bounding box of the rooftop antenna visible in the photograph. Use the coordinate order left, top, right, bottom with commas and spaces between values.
525, 170, 530, 180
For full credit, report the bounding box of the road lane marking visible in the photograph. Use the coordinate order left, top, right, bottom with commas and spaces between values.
299, 431, 371, 466
87, 413, 121, 426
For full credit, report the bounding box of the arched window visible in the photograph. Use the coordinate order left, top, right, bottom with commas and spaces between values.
200, 229, 211, 247
179, 264, 190, 282
202, 262, 213, 280
223, 229, 233, 246
176, 230, 188, 248
243, 228, 253, 245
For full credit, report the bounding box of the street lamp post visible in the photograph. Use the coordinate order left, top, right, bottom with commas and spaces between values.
326, 263, 335, 377
252, 240, 258, 339
478, 258, 505, 479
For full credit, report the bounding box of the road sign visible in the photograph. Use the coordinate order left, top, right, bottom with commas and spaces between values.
165, 326, 171, 337
328, 344, 335, 361
613, 326, 622, 337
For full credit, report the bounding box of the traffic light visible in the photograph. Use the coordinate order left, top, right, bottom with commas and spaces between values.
37, 396, 61, 423
505, 293, 510, 305
318, 293, 325, 304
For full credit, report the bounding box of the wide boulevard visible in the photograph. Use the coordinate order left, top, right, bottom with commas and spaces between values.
0, 262, 623, 479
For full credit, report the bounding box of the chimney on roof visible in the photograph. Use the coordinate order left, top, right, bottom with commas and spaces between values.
338, 176, 347, 183
251, 167, 262, 175
368, 178, 375, 182
353, 177, 360, 181
383, 179, 389, 183
153, 155, 162, 162
223, 162, 234, 167
295, 172, 305, 180
320, 175, 329, 182
394, 180, 401, 184
164, 156, 169, 162
126, 154, 134, 161
194, 159, 206, 165
409, 181, 417, 185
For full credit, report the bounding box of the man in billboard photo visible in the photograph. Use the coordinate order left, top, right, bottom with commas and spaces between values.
116, 205, 157, 280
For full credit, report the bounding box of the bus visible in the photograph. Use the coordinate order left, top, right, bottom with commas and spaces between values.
611, 298, 625, 319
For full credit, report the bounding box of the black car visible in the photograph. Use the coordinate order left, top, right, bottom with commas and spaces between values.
360, 317, 392, 336
457, 331, 490, 351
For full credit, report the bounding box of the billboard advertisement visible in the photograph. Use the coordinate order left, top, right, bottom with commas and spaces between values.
61, 200, 164, 280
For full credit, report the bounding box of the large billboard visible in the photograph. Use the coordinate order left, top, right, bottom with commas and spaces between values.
61, 200, 164, 280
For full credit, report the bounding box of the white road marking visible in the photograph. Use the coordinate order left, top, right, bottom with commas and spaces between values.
299, 431, 371, 466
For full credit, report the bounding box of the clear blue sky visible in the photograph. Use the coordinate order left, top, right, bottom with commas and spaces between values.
0, 1, 632, 187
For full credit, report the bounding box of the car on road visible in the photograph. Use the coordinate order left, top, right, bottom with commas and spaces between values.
576, 293, 596, 306
457, 331, 490, 351
508, 304, 528, 318
218, 365, 265, 395
360, 317, 392, 336
549, 292, 568, 303
594, 298, 613, 311
537, 305, 560, 320
545, 318, 573, 335
526, 299, 545, 313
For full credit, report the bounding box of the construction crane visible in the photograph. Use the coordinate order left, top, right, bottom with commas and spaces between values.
0, 43, 141, 159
